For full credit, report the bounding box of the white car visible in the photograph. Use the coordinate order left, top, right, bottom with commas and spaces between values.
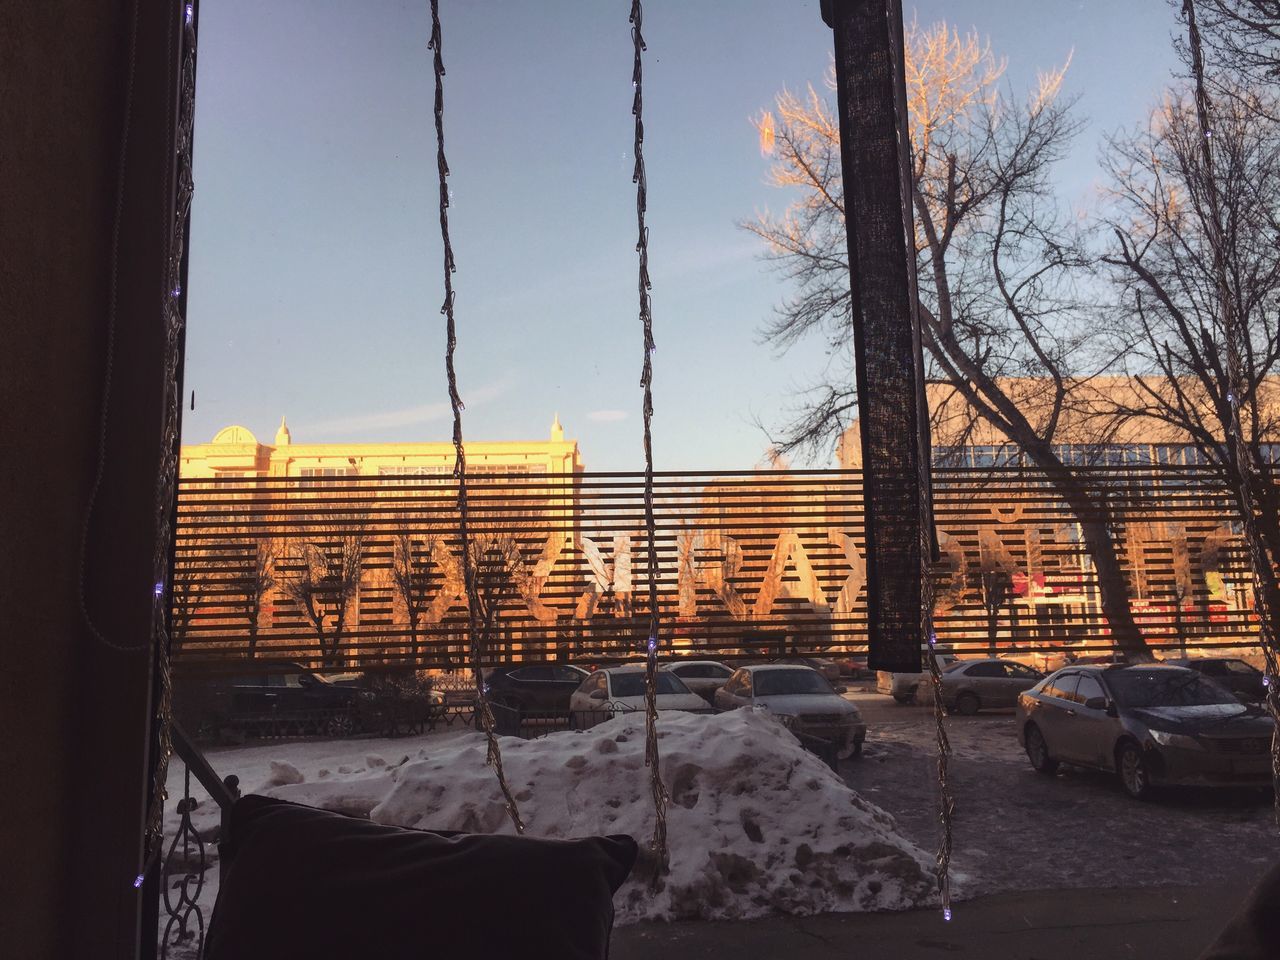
569, 666, 710, 728
876, 653, 958, 704
715, 664, 867, 758
661, 660, 735, 704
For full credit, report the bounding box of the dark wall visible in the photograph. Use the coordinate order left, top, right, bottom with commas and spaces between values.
1, 2, 182, 956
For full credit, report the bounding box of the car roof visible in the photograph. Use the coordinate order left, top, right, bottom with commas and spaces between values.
738, 664, 816, 673
662, 660, 729, 668
601, 665, 650, 675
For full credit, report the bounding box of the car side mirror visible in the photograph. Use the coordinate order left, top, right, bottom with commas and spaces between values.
589, 689, 607, 701
1084, 696, 1107, 711
835, 684, 848, 694
1104, 701, 1119, 718
297, 674, 314, 688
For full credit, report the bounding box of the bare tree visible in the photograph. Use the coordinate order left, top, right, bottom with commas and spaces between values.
1101, 78, 1280, 641
238, 535, 277, 659
975, 553, 1015, 656
1198, 1, 1280, 89
169, 538, 207, 652
279, 519, 367, 668
389, 524, 439, 664
467, 534, 524, 663
747, 21, 1152, 657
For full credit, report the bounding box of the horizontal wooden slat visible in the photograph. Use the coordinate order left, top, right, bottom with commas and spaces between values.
169, 466, 1269, 671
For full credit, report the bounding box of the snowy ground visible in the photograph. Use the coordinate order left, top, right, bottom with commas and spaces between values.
158, 709, 938, 955
843, 691, 1280, 897
157, 692, 1280, 957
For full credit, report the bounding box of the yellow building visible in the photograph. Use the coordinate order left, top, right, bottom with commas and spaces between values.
179, 414, 583, 479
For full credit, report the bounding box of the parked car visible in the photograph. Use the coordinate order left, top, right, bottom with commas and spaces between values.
662, 660, 735, 704
770, 656, 841, 684
568, 666, 709, 728
1165, 657, 1266, 703
941, 658, 1044, 715
485, 663, 591, 714
1017, 664, 1276, 799
201, 663, 362, 736
716, 665, 867, 758
876, 653, 959, 704
835, 655, 871, 679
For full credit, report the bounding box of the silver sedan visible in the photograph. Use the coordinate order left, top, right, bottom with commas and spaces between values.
941, 658, 1044, 715
716, 664, 866, 758
1016, 664, 1275, 799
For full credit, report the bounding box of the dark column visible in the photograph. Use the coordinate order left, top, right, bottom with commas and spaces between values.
1, 2, 186, 957
820, 0, 935, 672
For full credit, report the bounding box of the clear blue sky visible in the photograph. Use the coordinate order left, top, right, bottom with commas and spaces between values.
184, 0, 1181, 469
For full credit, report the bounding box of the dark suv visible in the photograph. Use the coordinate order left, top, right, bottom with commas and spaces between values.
485, 664, 590, 714
1165, 657, 1266, 703
200, 664, 362, 737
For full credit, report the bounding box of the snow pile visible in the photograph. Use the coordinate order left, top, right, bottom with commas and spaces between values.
263, 709, 938, 922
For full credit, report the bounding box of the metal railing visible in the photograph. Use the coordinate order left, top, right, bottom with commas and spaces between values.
159, 724, 240, 959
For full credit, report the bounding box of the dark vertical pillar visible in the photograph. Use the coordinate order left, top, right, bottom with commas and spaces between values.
1, 1, 185, 957
820, 0, 934, 672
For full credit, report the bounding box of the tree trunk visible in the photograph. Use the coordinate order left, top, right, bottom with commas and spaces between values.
986, 605, 998, 656
1032, 457, 1150, 660
1076, 515, 1150, 660
247, 619, 258, 659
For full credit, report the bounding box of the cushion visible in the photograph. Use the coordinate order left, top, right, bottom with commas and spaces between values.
1198, 861, 1280, 960
205, 794, 637, 960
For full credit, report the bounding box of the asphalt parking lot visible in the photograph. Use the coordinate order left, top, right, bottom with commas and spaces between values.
839, 690, 1279, 897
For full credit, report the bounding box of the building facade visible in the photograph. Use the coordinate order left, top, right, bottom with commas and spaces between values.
180, 414, 583, 480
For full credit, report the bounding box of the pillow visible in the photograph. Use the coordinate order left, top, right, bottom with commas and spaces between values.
205, 794, 637, 960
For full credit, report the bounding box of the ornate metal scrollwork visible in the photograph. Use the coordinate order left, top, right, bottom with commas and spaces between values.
160, 767, 206, 958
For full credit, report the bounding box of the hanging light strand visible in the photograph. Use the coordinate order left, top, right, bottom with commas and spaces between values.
1181, 0, 1280, 822
630, 0, 669, 875
882, 0, 954, 918
144, 0, 199, 878
428, 0, 524, 835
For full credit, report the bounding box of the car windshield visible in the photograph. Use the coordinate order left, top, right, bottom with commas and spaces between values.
754, 670, 836, 696
1106, 669, 1239, 708
611, 672, 687, 698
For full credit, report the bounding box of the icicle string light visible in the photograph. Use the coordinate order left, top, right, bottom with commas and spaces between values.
883, 0, 954, 918
428, 0, 524, 835
630, 0, 670, 878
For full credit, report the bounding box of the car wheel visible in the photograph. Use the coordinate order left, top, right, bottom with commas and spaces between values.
1117, 741, 1153, 800
956, 692, 981, 716
1024, 723, 1058, 774
325, 712, 355, 738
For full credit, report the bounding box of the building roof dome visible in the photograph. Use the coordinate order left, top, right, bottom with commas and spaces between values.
274, 416, 292, 446
211, 425, 258, 445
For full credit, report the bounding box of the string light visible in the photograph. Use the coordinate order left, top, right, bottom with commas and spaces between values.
133, 873, 145, 889
185, 3, 193, 25
153, 581, 164, 598
944, 907, 953, 922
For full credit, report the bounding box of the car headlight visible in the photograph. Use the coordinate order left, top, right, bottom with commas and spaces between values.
1148, 729, 1204, 750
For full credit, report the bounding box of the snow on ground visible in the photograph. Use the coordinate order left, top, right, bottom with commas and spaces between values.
162, 709, 939, 931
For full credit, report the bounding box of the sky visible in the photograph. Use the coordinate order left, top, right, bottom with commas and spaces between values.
184, 0, 1184, 470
